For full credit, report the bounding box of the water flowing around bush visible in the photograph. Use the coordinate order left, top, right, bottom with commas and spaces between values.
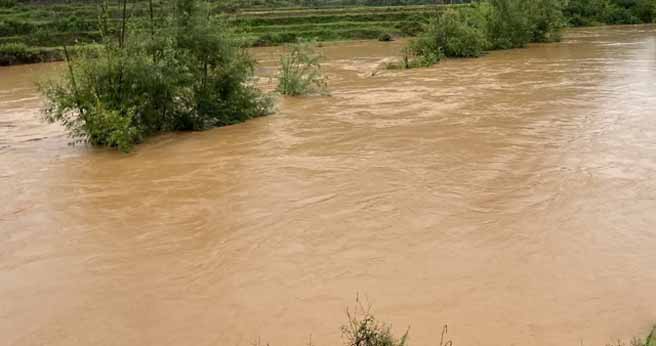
40, 0, 272, 152
277, 40, 328, 96
391, 0, 567, 69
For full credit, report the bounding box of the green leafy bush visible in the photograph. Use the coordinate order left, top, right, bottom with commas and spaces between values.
486, 0, 532, 49
634, 0, 656, 22
40, 0, 272, 152
422, 8, 487, 58
529, 0, 566, 42
389, 0, 565, 69
277, 39, 327, 96
564, 0, 653, 26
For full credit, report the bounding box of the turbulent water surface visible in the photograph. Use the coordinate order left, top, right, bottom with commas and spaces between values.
1, 25, 656, 346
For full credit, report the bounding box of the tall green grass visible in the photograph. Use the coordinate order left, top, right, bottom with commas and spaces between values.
277, 39, 327, 96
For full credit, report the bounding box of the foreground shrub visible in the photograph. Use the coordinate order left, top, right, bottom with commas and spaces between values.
277, 40, 327, 96
341, 300, 410, 346
40, 0, 272, 152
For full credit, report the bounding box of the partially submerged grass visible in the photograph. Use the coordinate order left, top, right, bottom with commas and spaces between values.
277, 39, 327, 96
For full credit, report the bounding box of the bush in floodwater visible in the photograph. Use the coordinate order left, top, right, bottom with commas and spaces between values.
277, 39, 327, 96
421, 8, 488, 58
387, 7, 485, 69
378, 33, 393, 42
528, 0, 567, 43
486, 0, 533, 49
384, 40, 441, 70
40, 0, 272, 152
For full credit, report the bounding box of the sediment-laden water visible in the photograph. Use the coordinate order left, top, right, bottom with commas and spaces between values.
1, 25, 655, 346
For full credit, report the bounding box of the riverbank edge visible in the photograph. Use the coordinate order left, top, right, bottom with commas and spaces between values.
0, 23, 652, 67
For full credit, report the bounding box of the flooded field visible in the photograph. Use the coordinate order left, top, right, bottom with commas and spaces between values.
1, 25, 656, 346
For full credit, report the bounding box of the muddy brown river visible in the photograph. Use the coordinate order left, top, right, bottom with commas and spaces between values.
1, 25, 656, 346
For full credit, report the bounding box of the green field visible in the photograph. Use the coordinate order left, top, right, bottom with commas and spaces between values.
0, 0, 470, 60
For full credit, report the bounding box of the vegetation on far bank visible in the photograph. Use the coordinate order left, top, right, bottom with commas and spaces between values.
1, 0, 655, 65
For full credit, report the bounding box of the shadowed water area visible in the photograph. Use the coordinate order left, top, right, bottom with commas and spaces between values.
1, 25, 656, 346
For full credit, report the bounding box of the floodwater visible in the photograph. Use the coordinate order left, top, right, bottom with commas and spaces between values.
1, 25, 656, 346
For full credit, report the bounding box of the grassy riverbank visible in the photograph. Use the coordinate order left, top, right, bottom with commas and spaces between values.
0, 0, 470, 66
3, 0, 654, 66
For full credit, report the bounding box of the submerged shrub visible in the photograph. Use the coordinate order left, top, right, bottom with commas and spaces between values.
486, 0, 533, 49
423, 8, 488, 58
40, 0, 272, 151
378, 33, 393, 42
277, 39, 327, 96
529, 0, 567, 42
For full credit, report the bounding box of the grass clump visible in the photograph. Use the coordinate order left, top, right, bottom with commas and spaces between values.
40, 0, 272, 152
277, 39, 327, 96
341, 300, 410, 346
340, 297, 453, 346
